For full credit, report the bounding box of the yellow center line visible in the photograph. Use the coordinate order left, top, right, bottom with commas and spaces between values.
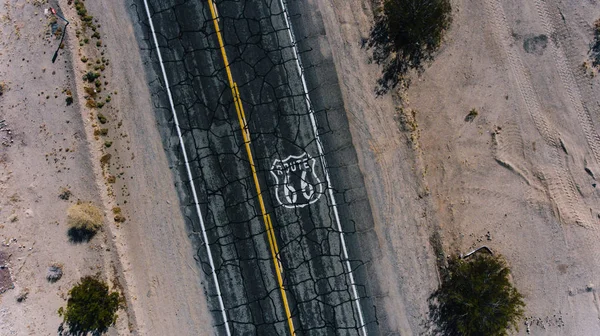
207, 1, 296, 335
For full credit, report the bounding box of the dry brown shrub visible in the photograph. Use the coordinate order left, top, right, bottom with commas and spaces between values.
67, 202, 103, 232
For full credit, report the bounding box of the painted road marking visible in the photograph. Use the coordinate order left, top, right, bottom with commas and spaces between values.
270, 153, 324, 208
207, 1, 297, 335
277, 0, 368, 334
141, 1, 232, 335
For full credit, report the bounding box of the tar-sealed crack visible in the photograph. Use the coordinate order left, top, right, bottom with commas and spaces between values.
132, 0, 378, 334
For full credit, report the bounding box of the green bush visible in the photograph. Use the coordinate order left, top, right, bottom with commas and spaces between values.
429, 253, 525, 335
58, 276, 123, 334
83, 71, 100, 83
367, 0, 452, 94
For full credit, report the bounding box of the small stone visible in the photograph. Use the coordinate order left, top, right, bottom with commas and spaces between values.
24, 209, 33, 218
8, 214, 18, 222
587, 283, 594, 292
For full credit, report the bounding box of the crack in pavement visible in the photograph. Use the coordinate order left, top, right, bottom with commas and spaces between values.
132, 0, 379, 334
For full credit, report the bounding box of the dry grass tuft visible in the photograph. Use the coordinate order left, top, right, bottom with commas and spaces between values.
67, 202, 103, 232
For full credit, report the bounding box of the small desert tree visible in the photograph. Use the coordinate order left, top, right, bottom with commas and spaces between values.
429, 253, 525, 336
58, 276, 123, 335
367, 0, 452, 94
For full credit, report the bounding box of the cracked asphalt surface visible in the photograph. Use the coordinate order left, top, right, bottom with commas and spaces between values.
131, 0, 379, 334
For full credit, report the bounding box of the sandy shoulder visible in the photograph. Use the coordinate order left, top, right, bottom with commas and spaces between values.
0, 0, 213, 335
315, 0, 600, 334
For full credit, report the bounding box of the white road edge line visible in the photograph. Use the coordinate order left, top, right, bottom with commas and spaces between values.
141, 2, 232, 335
276, 1, 368, 335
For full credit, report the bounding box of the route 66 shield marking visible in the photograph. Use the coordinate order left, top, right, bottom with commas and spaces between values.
270, 153, 324, 208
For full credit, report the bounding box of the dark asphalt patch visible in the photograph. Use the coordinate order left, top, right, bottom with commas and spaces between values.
130, 0, 380, 334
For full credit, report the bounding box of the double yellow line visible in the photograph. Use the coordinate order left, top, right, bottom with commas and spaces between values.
207, 1, 296, 335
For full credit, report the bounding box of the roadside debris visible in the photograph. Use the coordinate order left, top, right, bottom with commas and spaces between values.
48, 7, 70, 63
0, 120, 14, 147
0, 251, 14, 294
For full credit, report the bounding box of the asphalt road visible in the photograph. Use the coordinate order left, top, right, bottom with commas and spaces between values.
131, 0, 378, 334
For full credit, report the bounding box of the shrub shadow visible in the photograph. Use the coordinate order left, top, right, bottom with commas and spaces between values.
363, 0, 452, 96
590, 23, 600, 67
364, 19, 429, 96
58, 322, 106, 336
67, 227, 97, 243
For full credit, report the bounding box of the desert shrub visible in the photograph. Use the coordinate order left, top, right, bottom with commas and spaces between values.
465, 108, 478, 122
366, 0, 452, 94
58, 276, 123, 335
65, 96, 74, 106
84, 86, 96, 98
429, 253, 525, 336
97, 113, 107, 124
83, 71, 100, 83
47, 264, 63, 283
67, 202, 103, 233
100, 153, 111, 165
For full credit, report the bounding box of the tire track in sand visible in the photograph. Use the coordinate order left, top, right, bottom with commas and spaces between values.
483, 0, 588, 226
533, 0, 600, 165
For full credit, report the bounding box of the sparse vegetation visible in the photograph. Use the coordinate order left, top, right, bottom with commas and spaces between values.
58, 187, 72, 200
366, 0, 452, 94
58, 276, 123, 335
428, 253, 525, 336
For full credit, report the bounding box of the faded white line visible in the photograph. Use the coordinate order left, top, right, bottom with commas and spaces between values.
276, 1, 368, 334
141, 1, 231, 335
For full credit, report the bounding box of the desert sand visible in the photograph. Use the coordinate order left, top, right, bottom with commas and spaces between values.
0, 0, 212, 335
2, 0, 600, 335
319, 0, 600, 334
